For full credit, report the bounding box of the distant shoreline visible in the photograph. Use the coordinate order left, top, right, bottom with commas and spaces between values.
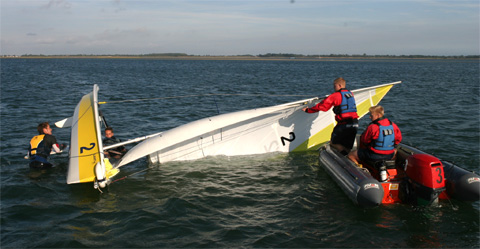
2, 54, 479, 61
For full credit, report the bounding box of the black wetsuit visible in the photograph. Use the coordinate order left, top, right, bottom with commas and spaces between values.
103, 136, 126, 157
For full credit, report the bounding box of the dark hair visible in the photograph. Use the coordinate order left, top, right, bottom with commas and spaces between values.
37, 122, 50, 134
105, 127, 114, 132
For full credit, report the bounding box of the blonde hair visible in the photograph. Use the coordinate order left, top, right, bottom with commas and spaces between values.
369, 105, 384, 117
333, 77, 346, 88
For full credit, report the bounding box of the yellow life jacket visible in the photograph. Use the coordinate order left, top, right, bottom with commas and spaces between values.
29, 134, 46, 157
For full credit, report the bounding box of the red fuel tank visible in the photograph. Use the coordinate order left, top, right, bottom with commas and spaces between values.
406, 154, 445, 189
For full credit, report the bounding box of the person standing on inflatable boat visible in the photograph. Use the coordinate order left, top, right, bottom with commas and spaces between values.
28, 122, 65, 169
302, 77, 359, 154
348, 105, 402, 165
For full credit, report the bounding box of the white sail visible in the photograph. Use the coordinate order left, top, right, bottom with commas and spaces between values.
116, 81, 401, 167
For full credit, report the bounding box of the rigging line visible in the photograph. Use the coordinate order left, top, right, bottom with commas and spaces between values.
98, 93, 315, 104
69, 152, 102, 159
69, 104, 93, 129
110, 168, 149, 184
213, 95, 220, 114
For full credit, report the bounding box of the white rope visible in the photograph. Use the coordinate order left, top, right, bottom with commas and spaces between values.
99, 93, 314, 104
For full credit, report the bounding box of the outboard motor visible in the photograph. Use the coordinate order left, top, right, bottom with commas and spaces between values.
404, 154, 446, 205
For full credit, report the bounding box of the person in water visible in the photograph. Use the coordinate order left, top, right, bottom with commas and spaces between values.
28, 122, 65, 169
103, 127, 127, 159
348, 105, 402, 165
302, 77, 359, 153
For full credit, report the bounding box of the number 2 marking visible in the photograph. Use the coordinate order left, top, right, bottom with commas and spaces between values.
80, 143, 96, 154
281, 132, 296, 146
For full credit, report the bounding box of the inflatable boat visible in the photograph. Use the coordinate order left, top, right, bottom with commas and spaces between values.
319, 143, 480, 207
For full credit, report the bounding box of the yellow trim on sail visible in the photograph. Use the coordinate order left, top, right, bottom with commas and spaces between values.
77, 92, 101, 183
357, 84, 394, 118
292, 123, 334, 152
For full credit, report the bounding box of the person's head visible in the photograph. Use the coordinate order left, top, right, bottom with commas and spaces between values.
37, 122, 52, 135
369, 105, 385, 121
105, 127, 114, 138
333, 77, 346, 91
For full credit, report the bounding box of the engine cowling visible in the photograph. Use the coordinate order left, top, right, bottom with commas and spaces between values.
405, 154, 446, 205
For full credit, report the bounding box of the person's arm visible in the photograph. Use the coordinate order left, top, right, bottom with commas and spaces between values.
304, 93, 339, 113
393, 123, 402, 145
52, 144, 62, 153
46, 135, 63, 153
360, 124, 376, 148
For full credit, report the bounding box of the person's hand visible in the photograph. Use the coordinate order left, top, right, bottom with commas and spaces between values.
302, 107, 307, 112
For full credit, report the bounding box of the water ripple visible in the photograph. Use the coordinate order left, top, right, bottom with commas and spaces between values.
1, 58, 478, 248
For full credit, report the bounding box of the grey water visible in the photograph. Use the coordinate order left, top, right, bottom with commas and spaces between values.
1, 58, 479, 248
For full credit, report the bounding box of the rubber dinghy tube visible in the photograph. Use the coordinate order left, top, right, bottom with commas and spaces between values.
95, 162, 107, 188
442, 161, 480, 201
356, 178, 384, 207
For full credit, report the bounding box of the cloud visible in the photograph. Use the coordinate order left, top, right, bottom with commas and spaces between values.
37, 38, 56, 45
94, 28, 152, 42
1, 0, 478, 55
42, 0, 72, 9
112, 0, 126, 12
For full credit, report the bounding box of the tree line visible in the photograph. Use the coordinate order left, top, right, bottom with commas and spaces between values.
2, 53, 478, 59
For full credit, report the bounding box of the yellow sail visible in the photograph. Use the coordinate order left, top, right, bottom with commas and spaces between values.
67, 85, 105, 184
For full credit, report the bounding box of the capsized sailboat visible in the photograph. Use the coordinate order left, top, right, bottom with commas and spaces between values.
115, 81, 401, 168
62, 85, 119, 189
60, 81, 400, 188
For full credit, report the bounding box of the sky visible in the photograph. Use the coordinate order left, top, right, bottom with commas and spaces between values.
1, 0, 479, 56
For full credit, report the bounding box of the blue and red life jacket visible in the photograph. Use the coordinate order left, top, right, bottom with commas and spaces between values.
333, 89, 357, 115
371, 119, 395, 151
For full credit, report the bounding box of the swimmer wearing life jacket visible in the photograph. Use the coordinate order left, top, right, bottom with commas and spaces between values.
28, 122, 65, 169
303, 77, 359, 154
348, 105, 402, 165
